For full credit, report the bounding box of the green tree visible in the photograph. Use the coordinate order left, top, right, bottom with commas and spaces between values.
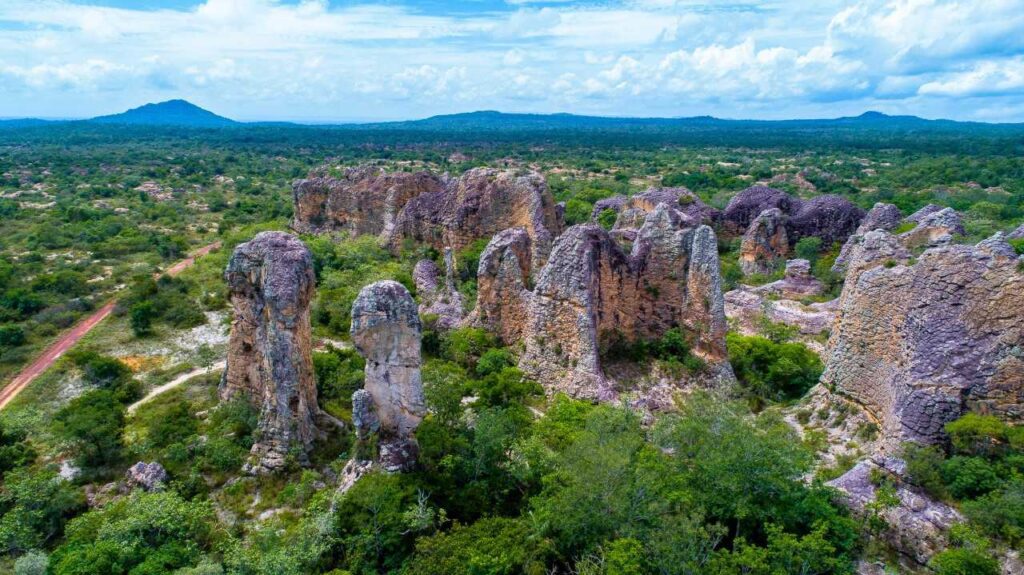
129, 301, 156, 337
53, 390, 125, 472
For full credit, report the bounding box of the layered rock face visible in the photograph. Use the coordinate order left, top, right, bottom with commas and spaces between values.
292, 166, 446, 235
468, 228, 533, 344
822, 231, 1024, 448
739, 208, 788, 275
897, 206, 964, 249
506, 203, 732, 400
722, 185, 799, 234
350, 280, 426, 471
787, 195, 865, 246
387, 168, 561, 271
222, 231, 320, 473
293, 166, 562, 271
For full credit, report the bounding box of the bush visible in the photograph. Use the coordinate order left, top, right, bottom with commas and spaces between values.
597, 208, 617, 230
53, 390, 125, 473
441, 327, 498, 370
929, 548, 999, 575
0, 324, 26, 348
963, 480, 1024, 545
405, 517, 551, 575
563, 198, 594, 226
941, 456, 1002, 500
14, 550, 49, 575
475, 348, 515, 377
946, 413, 1012, 458
726, 333, 823, 402
794, 236, 823, 263
472, 367, 543, 408
129, 301, 155, 336
902, 443, 948, 500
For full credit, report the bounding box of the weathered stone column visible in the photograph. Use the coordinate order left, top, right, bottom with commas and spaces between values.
221, 231, 320, 474
350, 280, 426, 471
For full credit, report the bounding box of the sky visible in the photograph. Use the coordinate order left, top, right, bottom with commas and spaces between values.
0, 0, 1022, 122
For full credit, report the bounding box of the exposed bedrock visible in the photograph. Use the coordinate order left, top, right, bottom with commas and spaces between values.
833, 202, 905, 274
350, 280, 426, 472
822, 231, 1024, 449
467, 227, 533, 344
293, 165, 562, 272
727, 187, 864, 274
221, 231, 321, 474
593, 187, 718, 232
738, 208, 789, 275
292, 165, 446, 236
722, 185, 799, 234
509, 203, 733, 400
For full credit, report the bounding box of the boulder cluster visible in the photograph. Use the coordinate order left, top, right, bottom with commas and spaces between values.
723, 185, 864, 275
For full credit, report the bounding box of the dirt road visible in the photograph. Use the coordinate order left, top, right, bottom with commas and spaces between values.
0, 241, 222, 410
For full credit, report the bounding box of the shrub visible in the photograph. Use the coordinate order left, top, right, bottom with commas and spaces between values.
597, 208, 617, 230
902, 443, 948, 500
946, 413, 1011, 458
129, 301, 155, 336
0, 324, 26, 348
794, 236, 823, 263
405, 517, 551, 575
726, 333, 823, 402
963, 480, 1024, 545
941, 456, 1002, 500
473, 367, 543, 408
563, 199, 594, 226
441, 327, 497, 370
53, 390, 125, 472
929, 548, 999, 575
475, 348, 515, 377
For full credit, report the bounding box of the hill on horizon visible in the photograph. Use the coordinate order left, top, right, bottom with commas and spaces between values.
89, 99, 238, 127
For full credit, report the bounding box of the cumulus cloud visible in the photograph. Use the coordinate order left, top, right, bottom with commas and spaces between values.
0, 0, 1020, 120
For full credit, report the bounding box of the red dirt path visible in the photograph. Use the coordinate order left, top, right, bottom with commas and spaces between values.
0, 241, 222, 410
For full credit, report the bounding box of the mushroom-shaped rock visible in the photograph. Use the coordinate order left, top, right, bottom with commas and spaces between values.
351, 280, 426, 471
221, 231, 320, 474
739, 208, 789, 275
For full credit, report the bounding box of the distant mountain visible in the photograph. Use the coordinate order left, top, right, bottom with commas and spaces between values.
90, 99, 237, 127
363, 109, 1015, 133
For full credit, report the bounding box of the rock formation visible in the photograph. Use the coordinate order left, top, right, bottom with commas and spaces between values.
595, 187, 718, 230
726, 187, 863, 275
738, 208, 789, 275
822, 231, 1024, 449
787, 195, 865, 246
350, 280, 426, 472
292, 165, 445, 236
833, 203, 904, 274
897, 206, 964, 249
1008, 222, 1024, 239
722, 185, 798, 234
828, 457, 961, 566
467, 228, 533, 345
414, 249, 464, 329
124, 462, 167, 491
495, 203, 733, 400
725, 259, 834, 346
293, 166, 562, 271
221, 231, 321, 473
751, 259, 824, 299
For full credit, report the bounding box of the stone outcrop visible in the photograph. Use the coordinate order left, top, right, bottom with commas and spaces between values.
833, 203, 904, 274
904, 203, 944, 224
739, 208, 789, 275
787, 195, 865, 246
350, 280, 426, 472
727, 188, 863, 275
751, 259, 825, 299
722, 185, 798, 234
822, 231, 1024, 449
387, 168, 561, 271
292, 165, 445, 235
467, 228, 533, 344
124, 462, 167, 491
592, 187, 718, 228
221, 231, 321, 473
726, 289, 836, 339
1007, 222, 1024, 239
293, 166, 562, 272
414, 249, 464, 329
828, 457, 961, 566
508, 203, 732, 400
897, 207, 964, 249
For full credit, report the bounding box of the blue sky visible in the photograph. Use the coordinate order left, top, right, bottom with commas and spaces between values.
0, 0, 1022, 122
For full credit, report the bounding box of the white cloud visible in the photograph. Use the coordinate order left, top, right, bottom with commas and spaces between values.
0, 0, 1020, 120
